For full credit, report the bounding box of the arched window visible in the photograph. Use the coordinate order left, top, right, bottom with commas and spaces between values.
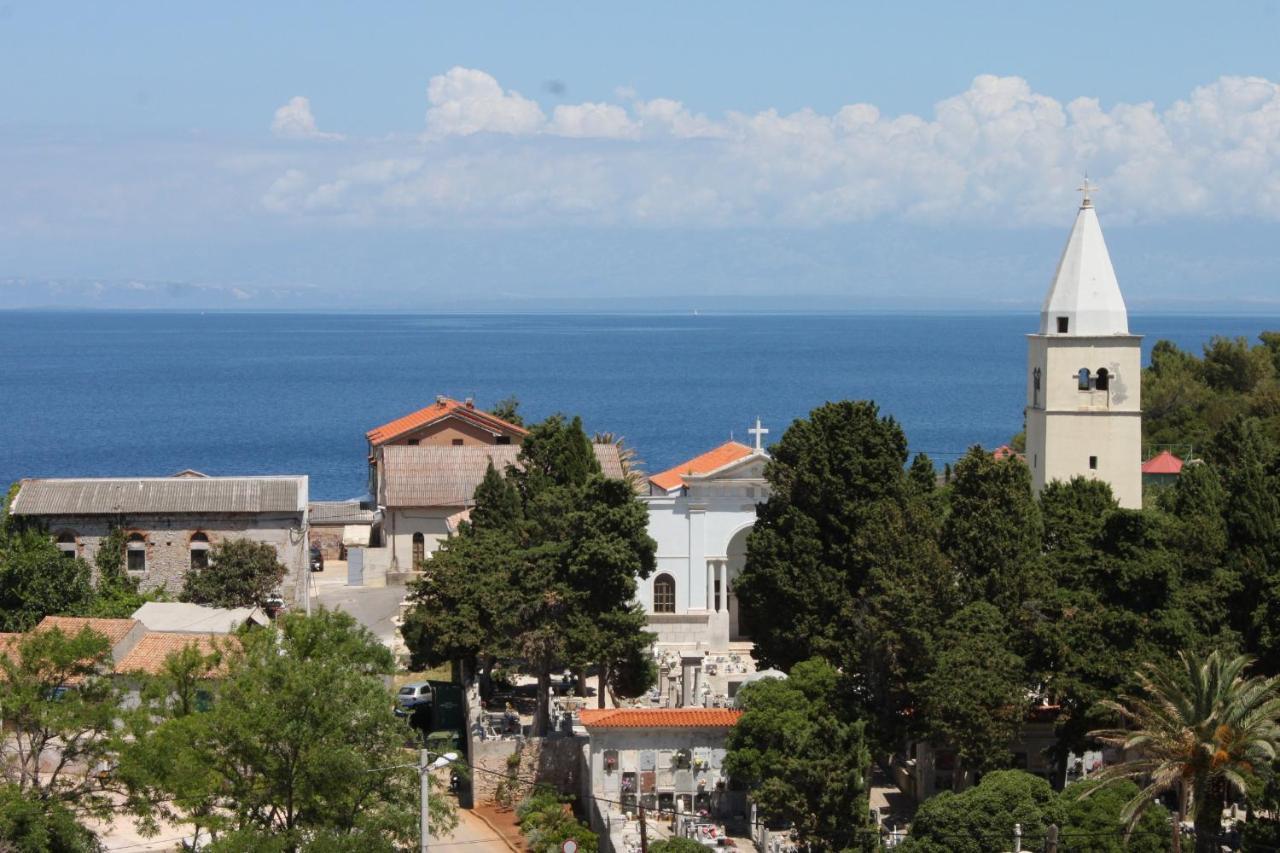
412, 532, 425, 565
126, 533, 147, 574
1077, 367, 1091, 391
55, 531, 77, 559
190, 532, 210, 570
1095, 368, 1110, 391
653, 574, 676, 614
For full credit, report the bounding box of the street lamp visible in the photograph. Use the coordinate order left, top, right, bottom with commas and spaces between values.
420, 750, 458, 853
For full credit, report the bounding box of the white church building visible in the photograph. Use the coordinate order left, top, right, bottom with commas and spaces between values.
640, 422, 771, 650
1026, 183, 1142, 508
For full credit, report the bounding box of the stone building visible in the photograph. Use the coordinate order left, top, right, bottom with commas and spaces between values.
1025, 184, 1142, 508
641, 421, 770, 650
367, 396, 626, 570
8, 473, 309, 604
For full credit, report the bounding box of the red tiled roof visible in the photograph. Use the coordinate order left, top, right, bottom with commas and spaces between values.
1141, 450, 1184, 475
367, 398, 529, 446
649, 442, 754, 492
993, 445, 1025, 461
115, 633, 228, 676
579, 709, 743, 729
34, 616, 139, 646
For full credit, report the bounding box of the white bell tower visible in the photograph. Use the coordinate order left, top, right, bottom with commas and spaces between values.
1025, 182, 1142, 508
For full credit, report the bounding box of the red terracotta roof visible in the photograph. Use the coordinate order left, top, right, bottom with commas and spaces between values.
649, 442, 754, 492
34, 616, 139, 646
367, 398, 529, 446
579, 708, 743, 729
1141, 450, 1184, 475
993, 445, 1025, 462
115, 633, 228, 676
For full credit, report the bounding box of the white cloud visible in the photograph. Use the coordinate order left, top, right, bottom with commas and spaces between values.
424, 67, 545, 137
549, 102, 637, 139
271, 96, 343, 140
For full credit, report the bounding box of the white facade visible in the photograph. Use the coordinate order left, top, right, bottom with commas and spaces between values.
642, 440, 769, 649
1026, 190, 1142, 508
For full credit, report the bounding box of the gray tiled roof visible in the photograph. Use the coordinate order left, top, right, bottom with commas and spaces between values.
308, 501, 375, 526
381, 444, 625, 507
11, 476, 307, 516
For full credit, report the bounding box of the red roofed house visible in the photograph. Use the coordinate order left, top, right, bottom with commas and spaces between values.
643, 421, 771, 651
580, 708, 746, 843
1141, 450, 1185, 489
367, 396, 628, 572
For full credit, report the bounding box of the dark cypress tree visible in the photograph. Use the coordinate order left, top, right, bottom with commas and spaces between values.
908, 452, 938, 493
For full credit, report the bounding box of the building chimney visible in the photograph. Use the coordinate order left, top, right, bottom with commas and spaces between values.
465, 397, 475, 409
435, 394, 446, 404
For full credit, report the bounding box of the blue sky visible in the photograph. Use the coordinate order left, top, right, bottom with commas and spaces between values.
3, 2, 1280, 311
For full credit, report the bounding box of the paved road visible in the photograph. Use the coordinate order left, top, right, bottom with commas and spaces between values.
433, 808, 510, 852
310, 563, 408, 646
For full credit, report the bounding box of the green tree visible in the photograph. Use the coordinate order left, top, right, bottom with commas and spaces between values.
180, 537, 287, 608
942, 446, 1044, 613
515, 787, 597, 853
917, 603, 1027, 784
120, 609, 451, 852
489, 395, 525, 427
0, 626, 129, 823
735, 401, 912, 672
403, 414, 655, 735
724, 658, 874, 851
1060, 779, 1171, 852
648, 839, 706, 853
1202, 336, 1275, 394
0, 784, 102, 853
85, 526, 149, 618
902, 771, 1064, 853
908, 452, 937, 493
1088, 650, 1280, 853
0, 527, 95, 632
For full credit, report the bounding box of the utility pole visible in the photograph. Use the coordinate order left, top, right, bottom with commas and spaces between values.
1012, 822, 1022, 852
420, 749, 431, 853
639, 803, 649, 853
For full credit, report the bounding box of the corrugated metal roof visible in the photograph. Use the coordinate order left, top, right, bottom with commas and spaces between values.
12, 476, 306, 516
382, 444, 625, 507
308, 501, 375, 525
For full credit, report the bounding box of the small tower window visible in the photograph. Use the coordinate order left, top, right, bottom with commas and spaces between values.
1089, 456, 1098, 470
1032, 368, 1042, 408
653, 573, 676, 613
126, 533, 147, 574
1095, 368, 1110, 391
1077, 368, 1091, 391
412, 532, 425, 565
1057, 316, 1069, 334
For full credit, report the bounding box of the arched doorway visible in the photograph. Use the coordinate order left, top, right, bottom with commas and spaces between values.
726, 525, 752, 642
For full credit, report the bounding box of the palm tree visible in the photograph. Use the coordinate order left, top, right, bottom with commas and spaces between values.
592, 432, 645, 493
1086, 650, 1280, 853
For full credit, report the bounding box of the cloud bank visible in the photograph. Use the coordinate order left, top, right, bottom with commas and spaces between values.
255, 69, 1280, 228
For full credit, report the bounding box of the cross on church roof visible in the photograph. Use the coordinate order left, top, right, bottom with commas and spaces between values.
748, 418, 769, 453
1077, 176, 1098, 209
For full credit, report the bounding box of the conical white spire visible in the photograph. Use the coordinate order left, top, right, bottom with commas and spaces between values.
1039, 187, 1129, 336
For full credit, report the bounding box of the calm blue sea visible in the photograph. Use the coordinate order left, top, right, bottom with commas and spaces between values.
0, 312, 1274, 500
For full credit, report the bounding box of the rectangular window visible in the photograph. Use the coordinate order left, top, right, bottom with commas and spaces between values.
191, 549, 209, 570
1057, 316, 1069, 333
1089, 455, 1098, 470
127, 548, 146, 573
406, 438, 420, 446
451, 438, 464, 446
496, 436, 512, 445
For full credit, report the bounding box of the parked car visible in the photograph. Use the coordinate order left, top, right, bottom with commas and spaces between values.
396, 681, 432, 716
309, 546, 324, 572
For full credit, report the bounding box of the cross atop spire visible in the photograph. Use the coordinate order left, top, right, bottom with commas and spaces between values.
1077, 176, 1098, 209
748, 418, 769, 453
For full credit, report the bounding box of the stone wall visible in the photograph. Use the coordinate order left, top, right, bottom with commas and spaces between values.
469, 735, 587, 807
309, 525, 345, 560
43, 513, 308, 604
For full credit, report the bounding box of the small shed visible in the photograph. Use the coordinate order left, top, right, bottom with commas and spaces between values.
1141, 450, 1184, 488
